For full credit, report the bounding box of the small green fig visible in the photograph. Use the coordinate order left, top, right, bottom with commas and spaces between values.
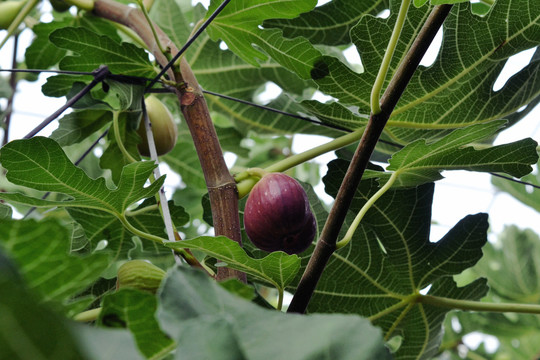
0, 1, 25, 30
137, 95, 178, 157
116, 260, 166, 293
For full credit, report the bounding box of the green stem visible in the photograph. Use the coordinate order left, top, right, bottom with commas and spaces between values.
246, 167, 269, 179
111, 22, 149, 50
112, 111, 138, 164
370, 0, 412, 115
73, 308, 102, 322
336, 171, 399, 249
277, 289, 284, 311
125, 204, 159, 217
136, 0, 166, 55
236, 128, 364, 198
419, 294, 540, 314
119, 214, 166, 244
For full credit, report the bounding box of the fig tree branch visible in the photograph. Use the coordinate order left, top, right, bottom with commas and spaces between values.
93, 0, 245, 281
288, 4, 453, 314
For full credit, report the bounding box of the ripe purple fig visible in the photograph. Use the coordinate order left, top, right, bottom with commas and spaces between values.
244, 173, 316, 254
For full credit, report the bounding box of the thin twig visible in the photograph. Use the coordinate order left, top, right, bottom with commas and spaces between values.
288, 4, 454, 314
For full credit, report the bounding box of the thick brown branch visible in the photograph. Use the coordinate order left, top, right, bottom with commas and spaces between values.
94, 0, 245, 281
288, 4, 453, 314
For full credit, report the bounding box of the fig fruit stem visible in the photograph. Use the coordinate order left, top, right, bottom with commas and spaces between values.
370, 0, 411, 115
245, 168, 269, 179
288, 4, 453, 314
112, 110, 139, 164
336, 171, 399, 249
94, 0, 245, 282
235, 128, 365, 198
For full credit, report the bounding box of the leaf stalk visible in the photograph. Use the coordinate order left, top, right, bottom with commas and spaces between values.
419, 294, 540, 314
235, 128, 365, 198
336, 171, 399, 249
370, 0, 412, 115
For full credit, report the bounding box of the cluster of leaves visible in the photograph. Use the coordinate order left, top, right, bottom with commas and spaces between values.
0, 0, 539, 359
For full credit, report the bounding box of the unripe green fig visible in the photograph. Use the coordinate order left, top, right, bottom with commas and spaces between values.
244, 173, 316, 255
116, 260, 166, 293
0, 1, 24, 30
137, 95, 178, 157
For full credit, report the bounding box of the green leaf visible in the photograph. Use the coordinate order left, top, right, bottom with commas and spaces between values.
25, 19, 72, 70
0, 203, 12, 219
51, 110, 111, 146
219, 278, 256, 300
72, 324, 145, 360
367, 121, 539, 187
41, 75, 95, 98
0, 137, 163, 215
149, 0, 192, 47
0, 249, 88, 360
49, 27, 155, 77
0, 218, 109, 309
305, 164, 491, 359
158, 266, 392, 359
68, 199, 188, 260
305, 1, 540, 142
165, 236, 301, 292
99, 289, 175, 359
264, 0, 390, 46
189, 35, 338, 136
443, 226, 540, 359
473, 226, 540, 303
206, 0, 323, 79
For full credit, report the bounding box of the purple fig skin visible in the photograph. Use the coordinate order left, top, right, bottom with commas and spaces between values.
244, 173, 316, 254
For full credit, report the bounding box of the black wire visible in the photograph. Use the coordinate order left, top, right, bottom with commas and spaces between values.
202, 89, 354, 133
0, 67, 159, 83
2, 66, 537, 191
490, 172, 540, 190
23, 66, 111, 139
145, 0, 232, 91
